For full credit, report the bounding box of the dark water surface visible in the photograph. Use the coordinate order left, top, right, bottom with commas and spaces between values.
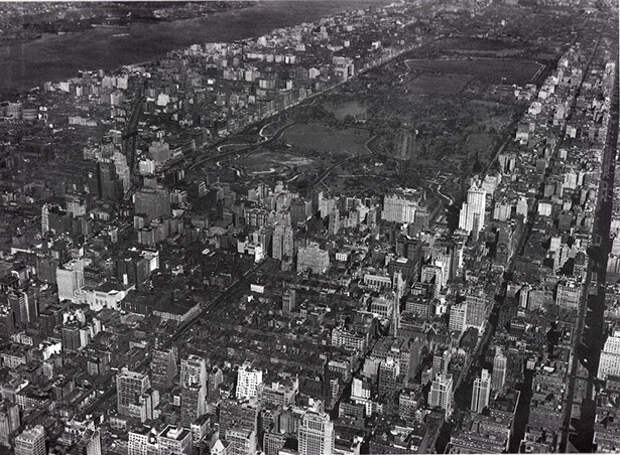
0, 0, 381, 96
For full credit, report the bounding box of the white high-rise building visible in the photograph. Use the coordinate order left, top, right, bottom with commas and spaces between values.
112, 151, 131, 192
41, 203, 50, 234
429, 373, 453, 418
128, 428, 159, 455
56, 259, 85, 302
598, 331, 620, 380
471, 369, 491, 413
459, 178, 487, 234
516, 196, 528, 222
236, 362, 263, 400
298, 409, 334, 455
492, 348, 507, 392
15, 425, 46, 455
381, 194, 418, 224
449, 303, 466, 332
227, 428, 256, 455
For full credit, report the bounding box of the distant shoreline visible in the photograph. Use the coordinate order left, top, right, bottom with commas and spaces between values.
0, 1, 253, 49
0, 0, 380, 98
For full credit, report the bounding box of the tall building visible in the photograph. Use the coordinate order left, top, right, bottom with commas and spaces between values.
219, 399, 259, 439
14, 425, 46, 455
158, 426, 192, 455
0, 401, 20, 447
97, 160, 123, 202
381, 194, 418, 224
390, 272, 405, 337
298, 409, 335, 455
598, 331, 620, 380
471, 369, 491, 413
6, 288, 39, 328
491, 348, 507, 392
297, 243, 330, 274
328, 208, 340, 236
263, 433, 287, 455
41, 203, 50, 234
428, 373, 453, 418
134, 186, 171, 223
421, 265, 443, 298
75, 429, 102, 455
464, 294, 489, 331
449, 295, 489, 333
151, 347, 178, 390
128, 428, 159, 455
112, 151, 131, 193
56, 259, 85, 302
449, 303, 466, 333
556, 281, 581, 310
378, 357, 400, 396
257, 379, 298, 408
272, 223, 294, 260
236, 362, 263, 400
116, 368, 156, 422
282, 288, 296, 313
227, 427, 256, 455
458, 178, 486, 235
180, 355, 208, 425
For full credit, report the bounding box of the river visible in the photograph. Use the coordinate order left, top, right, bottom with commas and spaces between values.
0, 0, 383, 96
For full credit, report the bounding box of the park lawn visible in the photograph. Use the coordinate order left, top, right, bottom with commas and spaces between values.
282, 122, 370, 156
406, 57, 543, 85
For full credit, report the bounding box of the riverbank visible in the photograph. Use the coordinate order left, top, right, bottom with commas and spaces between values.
0, 0, 382, 97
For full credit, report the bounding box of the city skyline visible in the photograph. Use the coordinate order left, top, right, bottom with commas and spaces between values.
0, 1, 617, 455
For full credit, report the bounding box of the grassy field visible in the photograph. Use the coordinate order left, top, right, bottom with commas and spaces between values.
406, 57, 543, 85
244, 150, 315, 174
282, 122, 370, 156
322, 100, 367, 120
407, 74, 472, 96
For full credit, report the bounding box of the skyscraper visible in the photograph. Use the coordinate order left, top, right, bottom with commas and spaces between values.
282, 288, 296, 313
449, 303, 466, 333
328, 208, 340, 236
298, 409, 335, 455
56, 259, 85, 303
378, 357, 400, 396
272, 223, 294, 260
491, 348, 507, 392
227, 428, 257, 455
464, 294, 489, 332
6, 287, 39, 328
381, 194, 418, 224
41, 203, 50, 234
471, 369, 491, 413
458, 178, 486, 235
597, 330, 620, 380
180, 355, 208, 425
116, 368, 154, 422
15, 425, 46, 455
236, 362, 263, 400
134, 186, 171, 223
97, 160, 122, 202
429, 373, 453, 418
219, 399, 259, 439
151, 347, 178, 390
0, 401, 20, 447
390, 271, 405, 337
